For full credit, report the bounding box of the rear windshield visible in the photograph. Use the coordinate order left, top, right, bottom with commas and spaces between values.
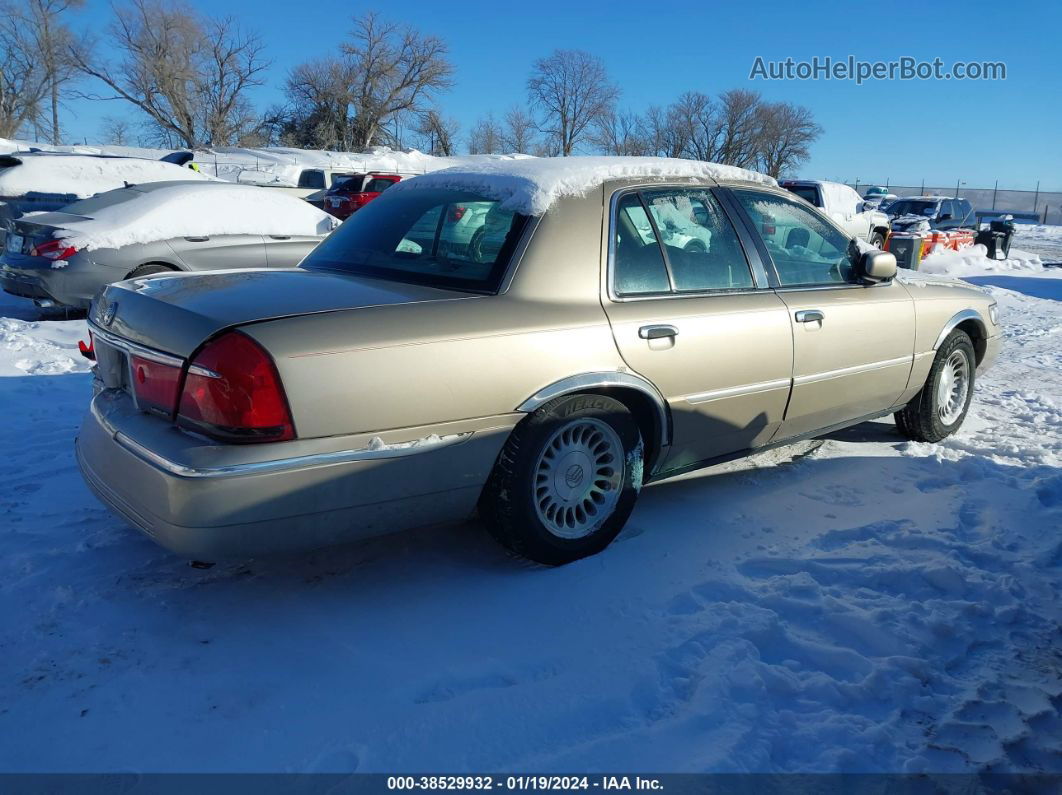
783, 185, 820, 206
60, 188, 143, 215
888, 199, 938, 217
301, 187, 529, 293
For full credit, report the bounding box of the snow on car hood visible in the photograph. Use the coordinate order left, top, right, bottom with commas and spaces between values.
0, 154, 211, 199
388, 156, 776, 216
35, 182, 339, 251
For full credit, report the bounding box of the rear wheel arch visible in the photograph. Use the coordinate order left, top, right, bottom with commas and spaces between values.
516, 373, 670, 475
125, 262, 180, 280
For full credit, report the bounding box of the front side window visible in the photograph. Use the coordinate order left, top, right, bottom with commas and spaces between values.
301, 187, 528, 292
612, 188, 753, 296
733, 190, 856, 287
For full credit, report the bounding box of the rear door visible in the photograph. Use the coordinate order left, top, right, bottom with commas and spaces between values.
167, 234, 268, 270
264, 234, 321, 267
729, 188, 915, 439
602, 186, 794, 472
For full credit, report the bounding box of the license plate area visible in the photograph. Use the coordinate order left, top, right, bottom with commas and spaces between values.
93, 337, 130, 391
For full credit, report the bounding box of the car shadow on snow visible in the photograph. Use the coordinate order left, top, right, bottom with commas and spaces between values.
963, 275, 1062, 301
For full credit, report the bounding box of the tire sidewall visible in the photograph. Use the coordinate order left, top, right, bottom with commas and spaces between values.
924, 332, 976, 438
505, 394, 642, 563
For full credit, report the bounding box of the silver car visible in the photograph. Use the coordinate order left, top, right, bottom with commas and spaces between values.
1, 181, 336, 310
75, 159, 1001, 565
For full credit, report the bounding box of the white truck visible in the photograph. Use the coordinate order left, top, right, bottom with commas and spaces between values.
780, 179, 891, 248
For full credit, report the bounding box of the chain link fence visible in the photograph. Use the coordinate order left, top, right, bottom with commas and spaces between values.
849, 181, 1061, 225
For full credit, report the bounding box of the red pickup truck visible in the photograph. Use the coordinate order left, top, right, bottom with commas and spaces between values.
322, 173, 404, 220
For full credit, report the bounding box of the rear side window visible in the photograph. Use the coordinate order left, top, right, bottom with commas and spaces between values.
612, 188, 753, 297
365, 177, 398, 193
783, 184, 821, 207
298, 170, 326, 189
733, 190, 856, 287
302, 187, 528, 293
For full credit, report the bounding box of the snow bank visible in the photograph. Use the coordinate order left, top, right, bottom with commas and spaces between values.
389, 156, 777, 216
0, 154, 210, 199
919, 243, 1043, 277
44, 182, 338, 252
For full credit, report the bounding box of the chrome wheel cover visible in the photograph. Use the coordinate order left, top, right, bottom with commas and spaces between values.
937, 350, 970, 425
533, 418, 624, 539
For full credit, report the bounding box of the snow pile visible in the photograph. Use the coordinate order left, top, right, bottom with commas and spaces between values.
40, 182, 339, 252
920, 244, 1043, 277
1013, 224, 1062, 262
0, 154, 211, 199
389, 156, 777, 216
0, 314, 89, 376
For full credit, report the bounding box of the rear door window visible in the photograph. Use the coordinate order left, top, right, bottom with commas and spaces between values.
365, 177, 398, 193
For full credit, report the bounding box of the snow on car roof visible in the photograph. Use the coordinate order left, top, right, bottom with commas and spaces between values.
35, 181, 338, 252
388, 156, 776, 216
0, 154, 211, 199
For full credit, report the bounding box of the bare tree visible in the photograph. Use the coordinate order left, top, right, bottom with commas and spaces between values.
716, 89, 763, 168
71, 0, 269, 148
100, 115, 134, 146
414, 108, 458, 155
527, 49, 618, 156
0, 0, 82, 142
468, 114, 503, 154
281, 57, 357, 149
342, 12, 453, 148
755, 101, 822, 178
591, 109, 649, 156
501, 106, 536, 154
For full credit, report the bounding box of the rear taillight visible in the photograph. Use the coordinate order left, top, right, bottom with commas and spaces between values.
761, 215, 776, 236
176, 332, 294, 443
31, 239, 78, 261
130, 355, 183, 416
350, 192, 375, 209
449, 205, 467, 222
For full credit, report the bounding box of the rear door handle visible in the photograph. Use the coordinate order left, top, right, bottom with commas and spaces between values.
269, 235, 292, 240
795, 310, 824, 323
638, 324, 679, 340
184, 236, 210, 242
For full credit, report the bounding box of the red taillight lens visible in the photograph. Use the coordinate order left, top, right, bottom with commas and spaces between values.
177, 332, 294, 443
130, 355, 182, 416
31, 239, 78, 260
449, 205, 467, 222
350, 192, 375, 209
78, 332, 95, 361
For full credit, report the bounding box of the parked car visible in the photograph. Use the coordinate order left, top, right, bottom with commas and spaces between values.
1, 181, 337, 310
780, 179, 891, 247
0, 152, 211, 219
886, 196, 974, 230
322, 173, 404, 219
76, 158, 1000, 565
248, 167, 362, 206
861, 187, 897, 210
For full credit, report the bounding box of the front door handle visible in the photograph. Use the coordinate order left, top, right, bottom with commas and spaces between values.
638, 324, 679, 340
795, 310, 825, 323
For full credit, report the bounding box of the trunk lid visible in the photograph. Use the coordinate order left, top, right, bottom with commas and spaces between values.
93, 267, 466, 357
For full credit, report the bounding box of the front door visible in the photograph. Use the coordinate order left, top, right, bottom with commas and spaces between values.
730, 189, 915, 439
602, 187, 794, 473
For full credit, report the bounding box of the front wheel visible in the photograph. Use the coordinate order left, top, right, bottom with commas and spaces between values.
869, 231, 886, 249
895, 330, 976, 442
479, 394, 643, 565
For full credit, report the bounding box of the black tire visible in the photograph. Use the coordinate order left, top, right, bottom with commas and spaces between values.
869, 231, 886, 249
479, 393, 643, 565
126, 263, 176, 279
895, 330, 976, 442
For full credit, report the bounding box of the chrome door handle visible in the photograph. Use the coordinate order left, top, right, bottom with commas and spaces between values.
795, 310, 824, 323
638, 324, 679, 340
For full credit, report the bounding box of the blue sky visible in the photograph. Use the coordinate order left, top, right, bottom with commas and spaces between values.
61, 0, 1059, 189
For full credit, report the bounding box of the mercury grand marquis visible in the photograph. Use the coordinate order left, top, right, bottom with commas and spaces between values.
76, 158, 1001, 564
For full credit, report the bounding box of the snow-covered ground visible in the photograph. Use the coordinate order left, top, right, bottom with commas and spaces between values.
0, 248, 1059, 773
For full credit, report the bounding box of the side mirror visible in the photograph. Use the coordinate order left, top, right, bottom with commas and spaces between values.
861, 250, 897, 282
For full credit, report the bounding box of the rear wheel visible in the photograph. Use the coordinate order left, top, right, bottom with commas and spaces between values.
126, 263, 176, 279
895, 330, 975, 442
479, 394, 643, 565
